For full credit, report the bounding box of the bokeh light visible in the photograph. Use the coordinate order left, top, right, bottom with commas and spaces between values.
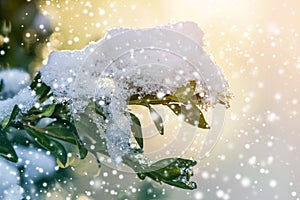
2, 0, 299, 199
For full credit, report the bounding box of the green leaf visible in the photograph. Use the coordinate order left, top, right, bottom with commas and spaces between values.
49, 119, 88, 159
174, 80, 196, 102
128, 94, 177, 106
168, 102, 209, 129
167, 103, 181, 115
0, 79, 3, 92
149, 105, 164, 135
2, 105, 20, 131
80, 136, 102, 168
26, 104, 56, 119
30, 72, 52, 103
0, 128, 18, 162
39, 119, 88, 159
130, 112, 143, 149
24, 125, 68, 166
51, 103, 71, 120
40, 104, 56, 117
138, 158, 197, 190
44, 121, 77, 144
137, 172, 146, 180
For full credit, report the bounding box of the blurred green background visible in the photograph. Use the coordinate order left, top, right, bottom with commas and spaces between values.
0, 0, 52, 73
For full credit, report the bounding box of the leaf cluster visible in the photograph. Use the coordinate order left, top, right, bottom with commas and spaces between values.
0, 74, 210, 190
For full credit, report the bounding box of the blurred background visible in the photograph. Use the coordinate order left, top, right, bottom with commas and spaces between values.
1, 0, 300, 199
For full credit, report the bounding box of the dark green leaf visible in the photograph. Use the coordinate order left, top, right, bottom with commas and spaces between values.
2, 105, 20, 131
0, 128, 18, 162
137, 172, 146, 180
160, 175, 197, 190
50, 103, 71, 120
0, 79, 3, 92
45, 119, 88, 159
149, 105, 164, 135
44, 121, 77, 144
57, 119, 88, 159
168, 102, 209, 129
24, 125, 68, 166
136, 158, 197, 190
94, 102, 107, 120
10, 105, 21, 121
130, 112, 143, 149
30, 72, 52, 103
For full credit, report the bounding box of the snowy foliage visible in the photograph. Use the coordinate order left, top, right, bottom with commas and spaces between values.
0, 22, 231, 195
40, 21, 230, 163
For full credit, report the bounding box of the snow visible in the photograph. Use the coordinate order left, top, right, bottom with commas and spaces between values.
41, 21, 230, 107
0, 146, 56, 200
0, 69, 37, 122
0, 69, 30, 99
40, 21, 230, 164
0, 157, 23, 200
0, 88, 37, 122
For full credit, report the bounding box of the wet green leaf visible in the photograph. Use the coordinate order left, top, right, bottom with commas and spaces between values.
24, 125, 68, 166
0, 128, 18, 162
149, 105, 164, 135
130, 112, 143, 149
168, 102, 209, 129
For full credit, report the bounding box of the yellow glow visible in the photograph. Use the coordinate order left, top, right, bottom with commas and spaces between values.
40, 0, 300, 159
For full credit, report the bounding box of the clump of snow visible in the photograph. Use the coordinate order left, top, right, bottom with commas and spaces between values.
40, 21, 231, 164
0, 88, 37, 122
0, 157, 23, 200
0, 69, 30, 99
40, 50, 90, 100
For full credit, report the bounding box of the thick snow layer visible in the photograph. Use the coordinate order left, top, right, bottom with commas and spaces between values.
40, 21, 230, 163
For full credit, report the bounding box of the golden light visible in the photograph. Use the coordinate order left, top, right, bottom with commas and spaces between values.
38, 1, 300, 198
